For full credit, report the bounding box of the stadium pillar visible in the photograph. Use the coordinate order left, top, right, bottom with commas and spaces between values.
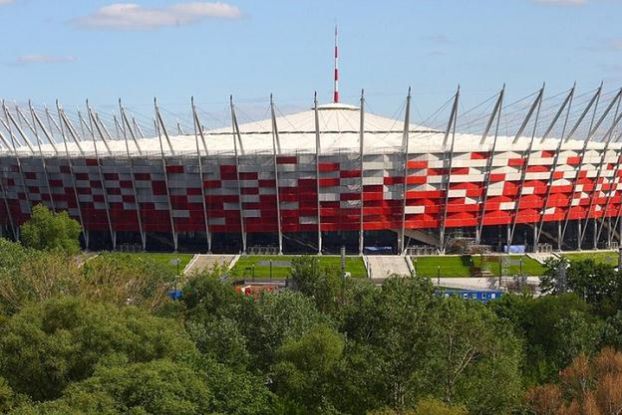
358, 90, 365, 256
2, 101, 33, 232
508, 85, 545, 247
56, 101, 88, 249
578, 91, 622, 248
191, 98, 212, 253
476, 86, 505, 245
119, 100, 147, 251
561, 84, 619, 245
438, 87, 460, 254
535, 85, 576, 249
230, 97, 247, 254
314, 93, 322, 255
577, 220, 582, 251
270, 95, 284, 255
399, 88, 412, 255
154, 102, 179, 252
0, 164, 16, 240
87, 102, 116, 250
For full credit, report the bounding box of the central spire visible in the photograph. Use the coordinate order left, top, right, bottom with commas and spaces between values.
333, 25, 339, 103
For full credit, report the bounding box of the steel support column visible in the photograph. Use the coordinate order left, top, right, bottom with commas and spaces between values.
560, 87, 621, 247
358, 90, 365, 255
399, 88, 412, 254
191, 98, 212, 253
475, 87, 505, 244
87, 102, 116, 250
119, 100, 146, 250
56, 101, 88, 248
438, 87, 460, 254
154, 100, 178, 251
270, 95, 284, 254
508, 86, 546, 247
314, 93, 322, 255
534, 85, 578, 248
230, 97, 247, 253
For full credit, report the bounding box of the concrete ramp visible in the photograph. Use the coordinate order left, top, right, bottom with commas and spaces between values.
366, 255, 412, 281
184, 255, 235, 275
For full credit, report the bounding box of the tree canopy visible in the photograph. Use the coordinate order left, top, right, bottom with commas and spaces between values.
20, 204, 81, 255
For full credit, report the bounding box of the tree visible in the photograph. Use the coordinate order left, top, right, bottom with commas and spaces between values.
80, 253, 173, 311
271, 324, 345, 413
541, 257, 622, 316
289, 256, 343, 315
526, 347, 622, 415
0, 239, 81, 315
422, 297, 523, 414
0, 297, 197, 401
490, 293, 603, 384
367, 398, 468, 415
20, 204, 81, 254
10, 360, 213, 415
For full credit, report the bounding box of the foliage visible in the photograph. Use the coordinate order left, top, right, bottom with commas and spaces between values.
81, 253, 173, 310
541, 257, 622, 316
11, 360, 212, 415
289, 256, 344, 314
0, 297, 197, 401
271, 324, 345, 413
20, 204, 81, 255
526, 347, 622, 415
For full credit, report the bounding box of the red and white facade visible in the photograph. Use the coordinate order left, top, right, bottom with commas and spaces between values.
1, 87, 622, 253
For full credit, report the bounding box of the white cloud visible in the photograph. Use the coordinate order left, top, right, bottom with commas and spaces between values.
532, 0, 587, 5
72, 2, 242, 30
14, 55, 77, 65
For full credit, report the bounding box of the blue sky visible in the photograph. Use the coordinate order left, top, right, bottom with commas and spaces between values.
0, 0, 621, 122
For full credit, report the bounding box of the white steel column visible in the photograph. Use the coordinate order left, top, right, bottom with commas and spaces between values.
56, 101, 88, 248
270, 95, 284, 254
154, 100, 178, 251
230, 96, 247, 253
579, 96, 622, 248
438, 87, 460, 254
87, 102, 116, 250
191, 98, 212, 253
508, 86, 545, 248
399, 88, 412, 255
119, 100, 146, 251
314, 93, 322, 254
358, 89, 365, 256
475, 86, 505, 244
26, 104, 57, 212
534, 85, 576, 248
560, 87, 620, 247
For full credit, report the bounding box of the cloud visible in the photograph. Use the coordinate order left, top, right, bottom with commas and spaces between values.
532, 0, 587, 5
14, 55, 77, 65
0, 0, 14, 5
72, 2, 242, 30
420, 34, 452, 45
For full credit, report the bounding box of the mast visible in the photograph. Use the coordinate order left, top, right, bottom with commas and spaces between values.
333, 25, 339, 104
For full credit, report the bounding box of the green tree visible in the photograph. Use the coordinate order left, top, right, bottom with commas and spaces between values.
271, 324, 345, 413
542, 257, 622, 316
20, 204, 81, 254
422, 297, 523, 414
289, 257, 343, 315
0, 297, 197, 401
10, 360, 213, 415
490, 293, 603, 384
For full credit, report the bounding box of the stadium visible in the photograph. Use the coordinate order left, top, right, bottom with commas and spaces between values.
2, 79, 622, 256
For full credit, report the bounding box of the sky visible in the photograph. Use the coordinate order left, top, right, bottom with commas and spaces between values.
0, 0, 621, 124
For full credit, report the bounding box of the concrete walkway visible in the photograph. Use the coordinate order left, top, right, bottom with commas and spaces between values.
184, 254, 235, 275
366, 255, 412, 281
432, 276, 541, 293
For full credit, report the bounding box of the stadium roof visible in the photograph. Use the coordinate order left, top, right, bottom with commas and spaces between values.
0, 101, 619, 157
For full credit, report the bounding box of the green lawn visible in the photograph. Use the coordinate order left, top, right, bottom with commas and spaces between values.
229, 255, 368, 279
412, 255, 545, 278
562, 251, 618, 265
123, 253, 194, 276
